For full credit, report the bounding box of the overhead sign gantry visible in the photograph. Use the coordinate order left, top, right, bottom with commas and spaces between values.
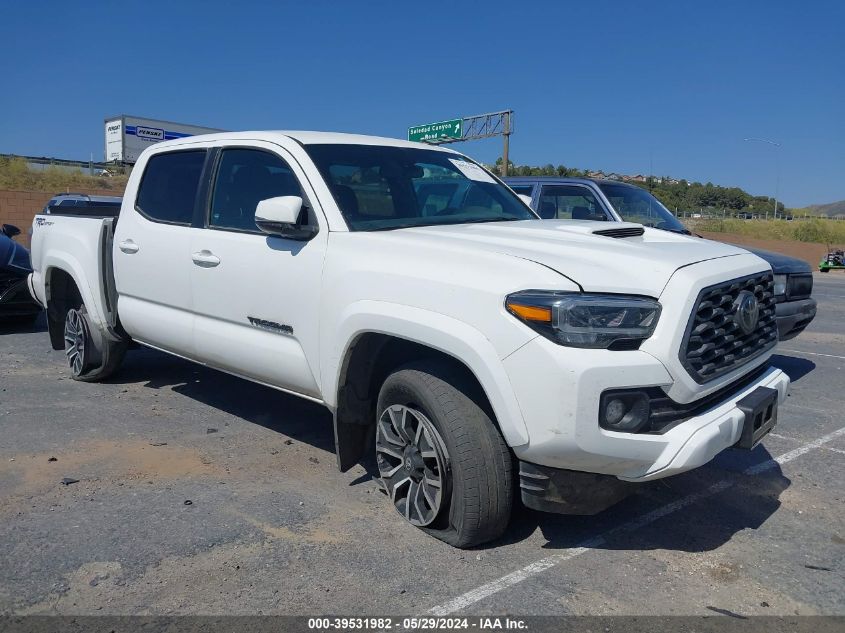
407, 110, 513, 175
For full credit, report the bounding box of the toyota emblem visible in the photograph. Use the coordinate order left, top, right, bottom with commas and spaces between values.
733, 290, 760, 334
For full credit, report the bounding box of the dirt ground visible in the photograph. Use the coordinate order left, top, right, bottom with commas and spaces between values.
698, 232, 830, 268
0, 275, 843, 617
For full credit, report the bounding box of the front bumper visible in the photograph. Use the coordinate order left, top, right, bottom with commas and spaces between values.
775, 297, 816, 341
503, 335, 790, 483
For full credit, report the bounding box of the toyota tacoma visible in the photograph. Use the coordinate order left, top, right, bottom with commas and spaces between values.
28, 132, 789, 547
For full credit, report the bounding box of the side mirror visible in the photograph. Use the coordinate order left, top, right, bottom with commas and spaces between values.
2, 223, 21, 238
255, 196, 318, 241
517, 194, 533, 207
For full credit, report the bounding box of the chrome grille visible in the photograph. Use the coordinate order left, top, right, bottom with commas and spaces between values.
680, 272, 777, 383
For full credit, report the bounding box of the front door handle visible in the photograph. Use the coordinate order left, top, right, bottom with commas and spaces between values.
191, 250, 220, 268
118, 240, 139, 254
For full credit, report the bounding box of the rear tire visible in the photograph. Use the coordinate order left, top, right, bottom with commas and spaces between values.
63, 305, 126, 382
376, 360, 513, 548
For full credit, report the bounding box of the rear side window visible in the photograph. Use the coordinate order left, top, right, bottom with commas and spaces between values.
209, 148, 302, 232
136, 150, 206, 224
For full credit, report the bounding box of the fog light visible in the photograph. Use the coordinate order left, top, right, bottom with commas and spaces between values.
599, 390, 651, 432
605, 398, 627, 425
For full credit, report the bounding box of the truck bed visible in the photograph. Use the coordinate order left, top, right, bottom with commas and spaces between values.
28, 213, 119, 336
47, 204, 121, 218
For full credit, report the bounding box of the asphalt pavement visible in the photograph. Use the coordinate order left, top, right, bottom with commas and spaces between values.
0, 273, 843, 616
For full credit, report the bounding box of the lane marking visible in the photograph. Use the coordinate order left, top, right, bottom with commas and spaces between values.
779, 349, 845, 361
826, 447, 845, 455
767, 432, 799, 441
428, 426, 845, 616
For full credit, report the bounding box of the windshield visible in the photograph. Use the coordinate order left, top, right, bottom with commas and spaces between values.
304, 144, 536, 231
598, 184, 688, 233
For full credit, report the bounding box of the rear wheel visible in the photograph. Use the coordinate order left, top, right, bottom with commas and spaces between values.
63, 305, 126, 382
376, 360, 513, 548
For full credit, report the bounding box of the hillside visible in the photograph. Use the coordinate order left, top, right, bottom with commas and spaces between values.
488, 159, 790, 216
0, 156, 127, 193
804, 200, 845, 218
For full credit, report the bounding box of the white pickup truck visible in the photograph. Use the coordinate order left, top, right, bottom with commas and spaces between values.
28, 131, 789, 547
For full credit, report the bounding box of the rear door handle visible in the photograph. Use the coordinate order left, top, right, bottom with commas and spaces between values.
118, 240, 139, 254
191, 250, 220, 267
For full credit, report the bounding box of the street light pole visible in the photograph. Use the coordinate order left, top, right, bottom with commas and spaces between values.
744, 137, 781, 219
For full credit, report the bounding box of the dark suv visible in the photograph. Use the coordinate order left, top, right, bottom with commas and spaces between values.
505, 177, 817, 341
0, 224, 42, 324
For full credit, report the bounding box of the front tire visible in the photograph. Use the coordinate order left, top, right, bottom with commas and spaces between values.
63, 305, 126, 382
376, 360, 513, 548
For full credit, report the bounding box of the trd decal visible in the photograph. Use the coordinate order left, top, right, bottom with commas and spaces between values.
247, 316, 293, 335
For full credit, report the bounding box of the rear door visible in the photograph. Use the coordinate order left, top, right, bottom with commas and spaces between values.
188, 142, 328, 397
113, 148, 208, 356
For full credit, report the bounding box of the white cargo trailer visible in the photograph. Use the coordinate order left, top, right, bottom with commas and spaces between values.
104, 115, 224, 164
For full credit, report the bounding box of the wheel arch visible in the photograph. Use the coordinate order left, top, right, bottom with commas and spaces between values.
326, 304, 529, 471
44, 266, 85, 350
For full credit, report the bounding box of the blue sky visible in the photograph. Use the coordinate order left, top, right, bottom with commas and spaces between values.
1, 1, 842, 206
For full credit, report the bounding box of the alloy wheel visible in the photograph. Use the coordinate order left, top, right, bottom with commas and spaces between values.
64, 309, 87, 377
375, 404, 449, 527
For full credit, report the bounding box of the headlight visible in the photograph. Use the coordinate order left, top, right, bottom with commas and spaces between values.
505, 291, 661, 349
773, 274, 787, 297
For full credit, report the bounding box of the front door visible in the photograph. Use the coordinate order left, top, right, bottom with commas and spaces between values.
188, 143, 327, 398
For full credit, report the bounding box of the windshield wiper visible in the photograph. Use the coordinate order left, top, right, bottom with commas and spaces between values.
364, 217, 521, 232
455, 217, 521, 225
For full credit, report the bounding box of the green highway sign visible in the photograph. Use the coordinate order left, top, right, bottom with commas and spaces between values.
408, 118, 463, 144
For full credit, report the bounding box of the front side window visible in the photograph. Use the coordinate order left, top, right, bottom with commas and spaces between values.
304, 144, 535, 231
599, 184, 686, 232
209, 149, 302, 232
136, 150, 206, 224
538, 185, 606, 220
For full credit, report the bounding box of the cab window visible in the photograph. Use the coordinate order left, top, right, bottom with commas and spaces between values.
209, 148, 302, 232
136, 150, 207, 225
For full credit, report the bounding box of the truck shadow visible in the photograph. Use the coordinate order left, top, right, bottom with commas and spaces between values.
109, 345, 799, 553
503, 446, 790, 553
769, 353, 815, 382
108, 346, 336, 453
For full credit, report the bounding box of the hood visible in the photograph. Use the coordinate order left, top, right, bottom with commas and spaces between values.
394, 220, 756, 296
741, 247, 810, 275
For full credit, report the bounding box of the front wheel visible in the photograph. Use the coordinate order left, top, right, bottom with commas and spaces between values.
63, 305, 126, 382
376, 360, 513, 548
